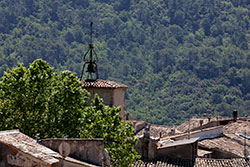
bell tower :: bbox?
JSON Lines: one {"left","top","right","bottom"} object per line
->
{"left": 80, "top": 22, "right": 98, "bottom": 81}
{"left": 80, "top": 22, "right": 128, "bottom": 119}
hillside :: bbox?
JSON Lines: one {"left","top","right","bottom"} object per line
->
{"left": 0, "top": 0, "right": 249, "bottom": 125}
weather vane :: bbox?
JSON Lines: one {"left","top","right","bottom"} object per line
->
{"left": 80, "top": 22, "right": 99, "bottom": 82}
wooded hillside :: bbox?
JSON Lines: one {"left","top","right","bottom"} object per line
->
{"left": 0, "top": 0, "right": 249, "bottom": 125}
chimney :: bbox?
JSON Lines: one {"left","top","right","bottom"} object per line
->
{"left": 169, "top": 128, "right": 175, "bottom": 136}
{"left": 199, "top": 120, "right": 204, "bottom": 131}
{"left": 233, "top": 110, "right": 238, "bottom": 122}
{"left": 126, "top": 113, "right": 130, "bottom": 120}
{"left": 144, "top": 122, "right": 150, "bottom": 139}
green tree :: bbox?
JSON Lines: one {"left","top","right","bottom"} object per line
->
{"left": 82, "top": 96, "right": 140, "bottom": 166}
{"left": 0, "top": 59, "right": 139, "bottom": 166}
{"left": 0, "top": 59, "right": 88, "bottom": 138}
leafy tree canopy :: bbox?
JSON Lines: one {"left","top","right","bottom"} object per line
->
{"left": 0, "top": 0, "right": 249, "bottom": 125}
{"left": 0, "top": 59, "right": 139, "bottom": 166}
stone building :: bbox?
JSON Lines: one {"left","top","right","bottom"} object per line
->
{"left": 82, "top": 79, "right": 128, "bottom": 119}
{"left": 0, "top": 130, "right": 110, "bottom": 167}
{"left": 0, "top": 130, "right": 60, "bottom": 167}
{"left": 135, "top": 110, "right": 250, "bottom": 166}
{"left": 135, "top": 123, "right": 198, "bottom": 161}
{"left": 80, "top": 23, "right": 128, "bottom": 119}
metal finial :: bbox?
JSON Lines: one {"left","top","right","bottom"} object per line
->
{"left": 90, "top": 22, "right": 93, "bottom": 44}
{"left": 80, "top": 22, "right": 98, "bottom": 81}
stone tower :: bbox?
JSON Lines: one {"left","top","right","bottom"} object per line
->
{"left": 82, "top": 80, "right": 128, "bottom": 119}
{"left": 80, "top": 22, "right": 128, "bottom": 119}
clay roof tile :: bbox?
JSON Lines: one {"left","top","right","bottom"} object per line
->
{"left": 81, "top": 79, "right": 128, "bottom": 89}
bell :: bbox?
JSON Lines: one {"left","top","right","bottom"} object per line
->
{"left": 86, "top": 63, "right": 95, "bottom": 73}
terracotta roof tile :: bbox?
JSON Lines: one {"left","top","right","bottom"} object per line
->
{"left": 133, "top": 158, "right": 250, "bottom": 167}
{"left": 136, "top": 124, "right": 171, "bottom": 138}
{"left": 176, "top": 117, "right": 233, "bottom": 133}
{"left": 81, "top": 79, "right": 128, "bottom": 88}
{"left": 133, "top": 158, "right": 194, "bottom": 167}
{"left": 199, "top": 120, "right": 250, "bottom": 158}
{"left": 199, "top": 136, "right": 250, "bottom": 158}
{"left": 195, "top": 158, "right": 250, "bottom": 167}
{"left": 0, "top": 130, "right": 61, "bottom": 165}
{"left": 224, "top": 120, "right": 250, "bottom": 135}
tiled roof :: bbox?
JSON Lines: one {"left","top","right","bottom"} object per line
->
{"left": 133, "top": 158, "right": 194, "bottom": 167}
{"left": 0, "top": 130, "right": 61, "bottom": 165}
{"left": 176, "top": 117, "right": 232, "bottom": 133}
{"left": 224, "top": 120, "right": 250, "bottom": 135}
{"left": 136, "top": 124, "right": 171, "bottom": 138}
{"left": 199, "top": 136, "right": 250, "bottom": 158}
{"left": 195, "top": 158, "right": 250, "bottom": 167}
{"left": 81, "top": 79, "right": 128, "bottom": 88}
{"left": 199, "top": 120, "right": 250, "bottom": 158}
{"left": 133, "top": 158, "right": 250, "bottom": 167}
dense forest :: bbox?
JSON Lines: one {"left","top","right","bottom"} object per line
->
{"left": 0, "top": 0, "right": 249, "bottom": 125}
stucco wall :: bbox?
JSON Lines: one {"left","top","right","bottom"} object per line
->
{"left": 157, "top": 143, "right": 197, "bottom": 160}
{"left": 87, "top": 88, "right": 113, "bottom": 106}
{"left": 0, "top": 142, "right": 58, "bottom": 167}
{"left": 210, "top": 148, "right": 241, "bottom": 159}
{"left": 113, "top": 88, "right": 126, "bottom": 118}
{"left": 135, "top": 136, "right": 158, "bottom": 160}
{"left": 85, "top": 87, "right": 126, "bottom": 119}
{"left": 41, "top": 139, "right": 104, "bottom": 166}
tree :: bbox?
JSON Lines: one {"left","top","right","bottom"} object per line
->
{"left": 0, "top": 59, "right": 87, "bottom": 138}
{"left": 0, "top": 59, "right": 139, "bottom": 166}
{"left": 82, "top": 96, "right": 140, "bottom": 166}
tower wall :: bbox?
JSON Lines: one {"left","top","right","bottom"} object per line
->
{"left": 85, "top": 87, "right": 126, "bottom": 119}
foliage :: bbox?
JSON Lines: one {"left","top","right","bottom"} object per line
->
{"left": 0, "top": 59, "right": 139, "bottom": 166}
{"left": 0, "top": 0, "right": 250, "bottom": 125}
{"left": 82, "top": 96, "right": 140, "bottom": 166}
{"left": 0, "top": 59, "right": 87, "bottom": 138}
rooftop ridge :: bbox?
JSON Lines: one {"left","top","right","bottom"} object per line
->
{"left": 0, "top": 130, "right": 61, "bottom": 165}
{"left": 81, "top": 79, "right": 128, "bottom": 88}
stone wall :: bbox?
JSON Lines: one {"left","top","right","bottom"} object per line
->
{"left": 86, "top": 88, "right": 113, "bottom": 106}
{"left": 85, "top": 87, "right": 126, "bottom": 119}
{"left": 41, "top": 139, "right": 105, "bottom": 166}
{"left": 113, "top": 88, "right": 126, "bottom": 118}
{"left": 135, "top": 136, "right": 158, "bottom": 160}
{"left": 157, "top": 142, "right": 197, "bottom": 160}
{"left": 210, "top": 148, "right": 241, "bottom": 159}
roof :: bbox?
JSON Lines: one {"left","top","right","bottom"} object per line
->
{"left": 0, "top": 130, "right": 61, "bottom": 165}
{"left": 163, "top": 126, "right": 223, "bottom": 142}
{"left": 176, "top": 116, "right": 232, "bottom": 133}
{"left": 81, "top": 79, "right": 128, "bottom": 89}
{"left": 158, "top": 137, "right": 199, "bottom": 149}
{"left": 136, "top": 124, "right": 171, "bottom": 138}
{"left": 133, "top": 158, "right": 194, "bottom": 167}
{"left": 199, "top": 136, "right": 249, "bottom": 158}
{"left": 197, "top": 149, "right": 212, "bottom": 157}
{"left": 195, "top": 158, "right": 250, "bottom": 167}
{"left": 133, "top": 158, "right": 250, "bottom": 167}
{"left": 199, "top": 120, "right": 250, "bottom": 158}
{"left": 64, "top": 156, "right": 99, "bottom": 167}
{"left": 223, "top": 119, "right": 250, "bottom": 135}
